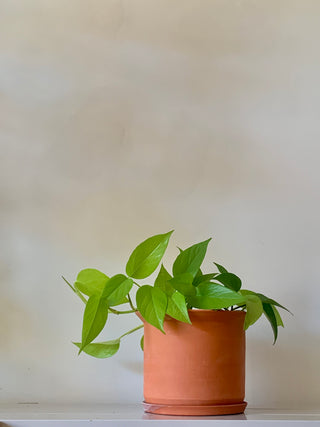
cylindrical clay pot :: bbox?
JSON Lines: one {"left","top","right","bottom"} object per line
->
{"left": 142, "top": 310, "right": 247, "bottom": 416}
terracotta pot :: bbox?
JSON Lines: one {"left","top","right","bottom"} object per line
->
{"left": 140, "top": 309, "right": 247, "bottom": 416}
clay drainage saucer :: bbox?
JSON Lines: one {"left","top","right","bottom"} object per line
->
{"left": 143, "top": 401, "right": 247, "bottom": 416}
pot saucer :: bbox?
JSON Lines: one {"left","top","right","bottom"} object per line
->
{"left": 143, "top": 401, "right": 247, "bottom": 416}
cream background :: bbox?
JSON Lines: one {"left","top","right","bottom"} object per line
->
{"left": 1, "top": 0, "right": 320, "bottom": 408}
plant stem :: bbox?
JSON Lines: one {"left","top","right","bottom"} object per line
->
{"left": 127, "top": 293, "right": 136, "bottom": 311}
{"left": 233, "top": 304, "right": 246, "bottom": 311}
{"left": 132, "top": 281, "right": 141, "bottom": 288}
{"left": 109, "top": 307, "right": 137, "bottom": 315}
{"left": 120, "top": 324, "right": 144, "bottom": 339}
{"left": 62, "top": 276, "right": 87, "bottom": 304}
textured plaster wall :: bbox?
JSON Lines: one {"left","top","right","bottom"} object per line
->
{"left": 1, "top": 0, "right": 319, "bottom": 408}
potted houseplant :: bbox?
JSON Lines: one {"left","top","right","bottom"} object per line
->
{"left": 62, "top": 231, "right": 290, "bottom": 416}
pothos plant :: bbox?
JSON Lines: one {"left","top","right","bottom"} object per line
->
{"left": 63, "top": 231, "right": 290, "bottom": 359}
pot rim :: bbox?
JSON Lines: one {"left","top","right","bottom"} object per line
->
{"left": 188, "top": 309, "right": 245, "bottom": 313}
{"left": 137, "top": 309, "right": 245, "bottom": 323}
{"left": 183, "top": 308, "right": 245, "bottom": 320}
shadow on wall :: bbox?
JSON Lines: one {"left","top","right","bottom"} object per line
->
{"left": 247, "top": 335, "right": 320, "bottom": 408}
{"left": 120, "top": 360, "right": 143, "bottom": 375}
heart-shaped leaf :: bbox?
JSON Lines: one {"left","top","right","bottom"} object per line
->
{"left": 154, "top": 264, "right": 174, "bottom": 296}
{"left": 80, "top": 295, "right": 109, "bottom": 352}
{"left": 244, "top": 294, "right": 263, "bottom": 330}
{"left": 140, "top": 335, "right": 144, "bottom": 351}
{"left": 187, "top": 282, "right": 245, "bottom": 309}
{"left": 75, "top": 269, "right": 109, "bottom": 296}
{"left": 102, "top": 274, "right": 133, "bottom": 306}
{"left": 213, "top": 262, "right": 228, "bottom": 274}
{"left": 112, "top": 297, "right": 129, "bottom": 306}
{"left": 272, "top": 305, "right": 284, "bottom": 327}
{"left": 169, "top": 273, "right": 196, "bottom": 296}
{"left": 166, "top": 291, "right": 191, "bottom": 324}
{"left": 256, "top": 293, "right": 292, "bottom": 314}
{"left": 241, "top": 290, "right": 292, "bottom": 315}
{"left": 263, "top": 302, "right": 278, "bottom": 344}
{"left": 126, "top": 231, "right": 173, "bottom": 279}
{"left": 239, "top": 289, "right": 255, "bottom": 296}
{"left": 136, "top": 285, "right": 167, "bottom": 332}
{"left": 193, "top": 267, "right": 203, "bottom": 280}
{"left": 193, "top": 273, "right": 218, "bottom": 286}
{"left": 172, "top": 239, "right": 211, "bottom": 279}
{"left": 73, "top": 339, "right": 119, "bottom": 358}
{"left": 215, "top": 272, "right": 242, "bottom": 292}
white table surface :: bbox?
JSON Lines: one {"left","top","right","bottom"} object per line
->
{"left": 0, "top": 404, "right": 319, "bottom": 426}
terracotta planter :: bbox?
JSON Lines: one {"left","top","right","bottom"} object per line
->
{"left": 141, "top": 310, "right": 247, "bottom": 416}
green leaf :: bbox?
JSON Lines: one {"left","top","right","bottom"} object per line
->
{"left": 169, "top": 273, "right": 197, "bottom": 296}
{"left": 136, "top": 285, "right": 167, "bottom": 332}
{"left": 126, "top": 231, "right": 174, "bottom": 279}
{"left": 154, "top": 264, "right": 174, "bottom": 296}
{"left": 263, "top": 302, "right": 278, "bottom": 344}
{"left": 73, "top": 339, "right": 119, "bottom": 358}
{"left": 166, "top": 291, "right": 191, "bottom": 324}
{"left": 101, "top": 274, "right": 133, "bottom": 306}
{"left": 172, "top": 239, "right": 211, "bottom": 279}
{"left": 240, "top": 290, "right": 288, "bottom": 329}
{"left": 75, "top": 269, "right": 109, "bottom": 296}
{"left": 239, "top": 289, "right": 255, "bottom": 296}
{"left": 80, "top": 295, "right": 109, "bottom": 352}
{"left": 194, "top": 267, "right": 203, "bottom": 279}
{"left": 187, "top": 282, "right": 245, "bottom": 309}
{"left": 192, "top": 273, "right": 218, "bottom": 286}
{"left": 244, "top": 294, "right": 263, "bottom": 330}
{"left": 241, "top": 290, "right": 292, "bottom": 315}
{"left": 256, "top": 293, "right": 292, "bottom": 314}
{"left": 214, "top": 262, "right": 228, "bottom": 273}
{"left": 140, "top": 335, "right": 144, "bottom": 351}
{"left": 112, "top": 296, "right": 129, "bottom": 306}
{"left": 215, "top": 272, "right": 242, "bottom": 292}
{"left": 272, "top": 305, "right": 284, "bottom": 327}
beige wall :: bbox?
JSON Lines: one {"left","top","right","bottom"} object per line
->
{"left": 1, "top": 0, "right": 320, "bottom": 408}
